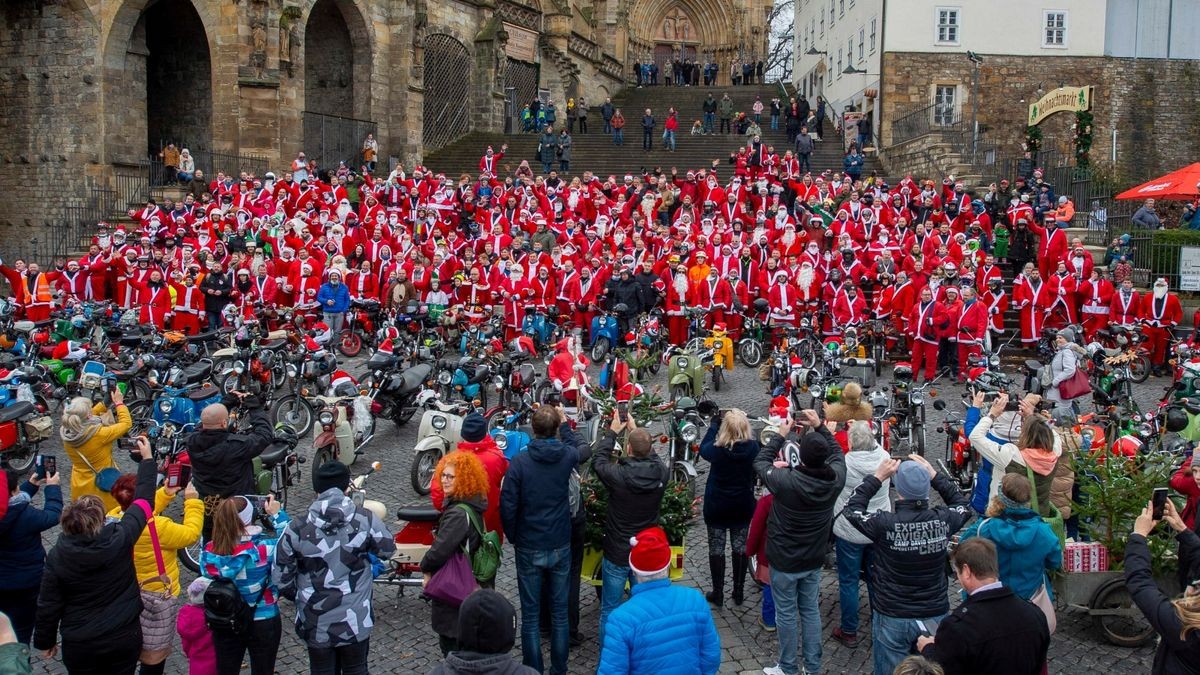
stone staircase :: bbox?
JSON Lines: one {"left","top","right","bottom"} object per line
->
{"left": 424, "top": 84, "right": 881, "bottom": 181}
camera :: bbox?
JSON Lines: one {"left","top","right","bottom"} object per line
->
{"left": 117, "top": 436, "right": 143, "bottom": 463}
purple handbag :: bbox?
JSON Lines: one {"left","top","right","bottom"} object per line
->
{"left": 423, "top": 551, "right": 478, "bottom": 608}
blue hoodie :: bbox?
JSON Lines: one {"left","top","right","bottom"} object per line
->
{"left": 960, "top": 507, "right": 1061, "bottom": 600}
{"left": 0, "top": 483, "right": 63, "bottom": 590}
{"left": 499, "top": 422, "right": 581, "bottom": 550}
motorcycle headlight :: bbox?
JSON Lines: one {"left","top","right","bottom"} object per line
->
{"left": 680, "top": 421, "right": 699, "bottom": 443}
{"left": 318, "top": 410, "right": 335, "bottom": 426}
{"left": 493, "top": 375, "right": 505, "bottom": 391}
{"left": 437, "top": 371, "right": 452, "bottom": 385}
{"left": 158, "top": 399, "right": 173, "bottom": 414}
{"left": 432, "top": 415, "right": 447, "bottom": 430}
{"left": 233, "top": 360, "right": 246, "bottom": 374}
{"left": 677, "top": 357, "right": 689, "bottom": 369}
{"left": 286, "top": 363, "right": 298, "bottom": 378}
{"left": 493, "top": 434, "right": 508, "bottom": 450}
{"left": 1138, "top": 423, "right": 1153, "bottom": 437}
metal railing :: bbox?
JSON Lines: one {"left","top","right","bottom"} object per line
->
{"left": 888, "top": 100, "right": 963, "bottom": 146}
{"left": 302, "top": 111, "right": 378, "bottom": 173}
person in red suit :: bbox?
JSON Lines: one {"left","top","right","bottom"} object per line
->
{"left": 547, "top": 335, "right": 590, "bottom": 405}
{"left": 250, "top": 262, "right": 279, "bottom": 307}
{"left": 693, "top": 268, "right": 732, "bottom": 328}
{"left": 1109, "top": 278, "right": 1140, "bottom": 326}
{"left": 497, "top": 263, "right": 528, "bottom": 342}
{"left": 571, "top": 265, "right": 601, "bottom": 338}
{"left": 664, "top": 263, "right": 691, "bottom": 346}
{"left": 19, "top": 262, "right": 62, "bottom": 322}
{"left": 831, "top": 284, "right": 867, "bottom": 327}
{"left": 1040, "top": 263, "right": 1078, "bottom": 329}
{"left": 908, "top": 286, "right": 945, "bottom": 382}
{"left": 979, "top": 277, "right": 1008, "bottom": 353}
{"left": 725, "top": 267, "right": 750, "bottom": 340}
{"left": 1077, "top": 268, "right": 1114, "bottom": 340}
{"left": 346, "top": 261, "right": 378, "bottom": 301}
{"left": 954, "top": 286, "right": 988, "bottom": 381}
{"left": 55, "top": 260, "right": 90, "bottom": 303}
{"left": 767, "top": 270, "right": 798, "bottom": 328}
{"left": 1142, "top": 277, "right": 1183, "bottom": 374}
{"left": 170, "top": 273, "right": 205, "bottom": 334}
{"left": 1063, "top": 245, "right": 1093, "bottom": 282}
{"left": 938, "top": 286, "right": 963, "bottom": 375}
{"left": 133, "top": 269, "right": 173, "bottom": 329}
{"left": 889, "top": 272, "right": 915, "bottom": 351}
{"left": 1026, "top": 215, "right": 1069, "bottom": 279}
{"left": 527, "top": 266, "right": 557, "bottom": 311}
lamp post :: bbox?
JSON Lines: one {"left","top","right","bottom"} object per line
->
{"left": 966, "top": 51, "right": 983, "bottom": 162}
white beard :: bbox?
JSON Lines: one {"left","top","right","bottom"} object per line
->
{"left": 1154, "top": 285, "right": 1168, "bottom": 299}
{"left": 798, "top": 266, "right": 815, "bottom": 293}
{"left": 781, "top": 230, "right": 796, "bottom": 247}
{"left": 613, "top": 231, "right": 626, "bottom": 247}
{"left": 336, "top": 202, "right": 352, "bottom": 222}
{"left": 673, "top": 273, "right": 689, "bottom": 298}
{"left": 568, "top": 190, "right": 580, "bottom": 210}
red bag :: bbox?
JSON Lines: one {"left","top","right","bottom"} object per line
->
{"left": 1057, "top": 368, "right": 1091, "bottom": 400}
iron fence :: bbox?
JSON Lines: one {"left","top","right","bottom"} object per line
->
{"left": 303, "top": 111, "right": 378, "bottom": 173}
{"left": 113, "top": 162, "right": 151, "bottom": 213}
{"left": 889, "top": 100, "right": 963, "bottom": 146}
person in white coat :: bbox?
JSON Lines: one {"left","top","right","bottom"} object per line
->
{"left": 968, "top": 393, "right": 1062, "bottom": 518}
{"left": 830, "top": 420, "right": 891, "bottom": 648}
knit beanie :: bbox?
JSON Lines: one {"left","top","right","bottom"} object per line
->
{"left": 894, "top": 461, "right": 931, "bottom": 500}
{"left": 457, "top": 590, "right": 517, "bottom": 653}
{"left": 460, "top": 412, "right": 488, "bottom": 443}
{"left": 313, "top": 460, "right": 351, "bottom": 494}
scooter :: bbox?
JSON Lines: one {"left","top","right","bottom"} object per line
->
{"left": 311, "top": 395, "right": 375, "bottom": 467}
{"left": 410, "top": 391, "right": 471, "bottom": 495}
{"left": 0, "top": 399, "right": 53, "bottom": 473}
{"left": 589, "top": 307, "right": 622, "bottom": 362}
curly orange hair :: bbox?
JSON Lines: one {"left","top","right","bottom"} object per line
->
{"left": 435, "top": 450, "right": 490, "bottom": 500}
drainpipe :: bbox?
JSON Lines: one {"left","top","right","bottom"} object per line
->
{"left": 878, "top": 0, "right": 887, "bottom": 147}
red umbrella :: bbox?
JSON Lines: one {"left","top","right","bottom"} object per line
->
{"left": 1115, "top": 162, "right": 1200, "bottom": 201}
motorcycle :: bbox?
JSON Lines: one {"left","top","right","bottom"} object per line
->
{"left": 933, "top": 399, "right": 975, "bottom": 491}
{"left": 361, "top": 350, "right": 433, "bottom": 427}
{"left": 588, "top": 308, "right": 622, "bottom": 363}
{"left": 0, "top": 399, "right": 53, "bottom": 472}
{"left": 311, "top": 395, "right": 376, "bottom": 467}
{"left": 666, "top": 344, "right": 714, "bottom": 401}
{"left": 659, "top": 398, "right": 706, "bottom": 499}
{"left": 736, "top": 299, "right": 771, "bottom": 368}
{"left": 880, "top": 364, "right": 933, "bottom": 456}
{"left": 268, "top": 349, "right": 340, "bottom": 435}
{"left": 337, "top": 298, "right": 384, "bottom": 357}
{"left": 1094, "top": 324, "right": 1151, "bottom": 383}
{"left": 410, "top": 391, "right": 472, "bottom": 495}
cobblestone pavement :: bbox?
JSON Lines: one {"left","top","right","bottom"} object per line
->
{"left": 27, "top": 357, "right": 1165, "bottom": 674}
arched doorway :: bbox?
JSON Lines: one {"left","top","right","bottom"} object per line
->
{"left": 422, "top": 34, "right": 472, "bottom": 153}
{"left": 138, "top": 0, "right": 212, "bottom": 156}
{"left": 303, "top": 0, "right": 374, "bottom": 171}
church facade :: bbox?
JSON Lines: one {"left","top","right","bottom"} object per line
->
{"left": 0, "top": 0, "right": 772, "bottom": 236}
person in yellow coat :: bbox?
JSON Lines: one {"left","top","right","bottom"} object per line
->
{"left": 59, "top": 387, "right": 132, "bottom": 512}
{"left": 108, "top": 474, "right": 203, "bottom": 675}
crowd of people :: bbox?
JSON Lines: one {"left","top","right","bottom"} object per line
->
{"left": 3, "top": 125, "right": 1200, "bottom": 674}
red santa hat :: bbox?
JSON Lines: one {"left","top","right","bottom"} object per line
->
{"left": 628, "top": 526, "right": 672, "bottom": 576}
{"left": 768, "top": 396, "right": 791, "bottom": 426}
{"left": 616, "top": 381, "right": 643, "bottom": 402}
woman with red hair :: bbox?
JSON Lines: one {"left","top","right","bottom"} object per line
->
{"left": 420, "top": 451, "right": 490, "bottom": 655}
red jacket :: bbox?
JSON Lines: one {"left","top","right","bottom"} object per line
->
{"left": 430, "top": 437, "right": 510, "bottom": 543}
{"left": 1170, "top": 457, "right": 1200, "bottom": 529}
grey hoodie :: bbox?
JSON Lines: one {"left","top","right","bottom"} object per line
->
{"left": 428, "top": 652, "right": 538, "bottom": 674}
{"left": 274, "top": 488, "right": 396, "bottom": 648}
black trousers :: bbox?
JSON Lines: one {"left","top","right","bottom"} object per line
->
{"left": 309, "top": 639, "right": 370, "bottom": 675}
{"left": 212, "top": 614, "right": 282, "bottom": 675}
{"left": 720, "top": 118, "right": 731, "bottom": 133}
{"left": 642, "top": 129, "right": 653, "bottom": 149}
{"left": 0, "top": 586, "right": 39, "bottom": 644}
{"left": 62, "top": 623, "right": 142, "bottom": 675}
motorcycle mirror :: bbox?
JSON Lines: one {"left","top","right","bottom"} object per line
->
{"left": 370, "top": 461, "right": 382, "bottom": 472}
{"left": 933, "top": 399, "right": 947, "bottom": 411}
{"left": 696, "top": 400, "right": 720, "bottom": 418}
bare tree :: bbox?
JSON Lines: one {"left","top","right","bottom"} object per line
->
{"left": 765, "top": 0, "right": 795, "bottom": 82}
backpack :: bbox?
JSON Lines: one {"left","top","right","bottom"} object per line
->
{"left": 203, "top": 576, "right": 262, "bottom": 635}
{"left": 456, "top": 503, "right": 501, "bottom": 584}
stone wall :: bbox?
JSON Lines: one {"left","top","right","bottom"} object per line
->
{"left": 880, "top": 52, "right": 1200, "bottom": 184}
{"left": 304, "top": 0, "right": 357, "bottom": 117}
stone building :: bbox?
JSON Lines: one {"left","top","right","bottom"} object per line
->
{"left": 0, "top": 0, "right": 772, "bottom": 242}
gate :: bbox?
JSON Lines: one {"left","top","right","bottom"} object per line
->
{"left": 303, "top": 112, "right": 377, "bottom": 173}
{"left": 505, "top": 59, "right": 539, "bottom": 133}
{"left": 423, "top": 34, "right": 473, "bottom": 153}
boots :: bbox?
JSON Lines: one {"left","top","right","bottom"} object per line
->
{"left": 731, "top": 553, "right": 749, "bottom": 606}
{"left": 705, "top": 555, "right": 726, "bottom": 607}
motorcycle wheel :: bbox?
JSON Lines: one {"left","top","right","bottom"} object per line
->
{"left": 411, "top": 449, "right": 440, "bottom": 496}
{"left": 129, "top": 379, "right": 153, "bottom": 403}
{"left": 670, "top": 384, "right": 689, "bottom": 401}
{"left": 647, "top": 350, "right": 662, "bottom": 375}
{"left": 313, "top": 444, "right": 337, "bottom": 469}
{"left": 218, "top": 370, "right": 240, "bottom": 396}
{"left": 270, "top": 395, "right": 314, "bottom": 437}
{"left": 1117, "top": 380, "right": 1140, "bottom": 416}
{"left": 1, "top": 446, "right": 36, "bottom": 473}
{"left": 337, "top": 330, "right": 363, "bottom": 357}
{"left": 738, "top": 340, "right": 764, "bottom": 368}
{"left": 1092, "top": 577, "right": 1155, "bottom": 647}
{"left": 590, "top": 337, "right": 611, "bottom": 363}
{"left": 486, "top": 408, "right": 512, "bottom": 433}
{"left": 795, "top": 341, "right": 817, "bottom": 369}
{"left": 533, "top": 380, "right": 555, "bottom": 404}
{"left": 125, "top": 400, "right": 155, "bottom": 434}
{"left": 393, "top": 404, "right": 418, "bottom": 426}
{"left": 713, "top": 366, "right": 723, "bottom": 392}
{"left": 178, "top": 542, "right": 202, "bottom": 574}
{"left": 873, "top": 342, "right": 885, "bottom": 376}
{"left": 912, "top": 423, "right": 926, "bottom": 457}
{"left": 1129, "top": 355, "right": 1151, "bottom": 384}
{"left": 671, "top": 464, "right": 696, "bottom": 502}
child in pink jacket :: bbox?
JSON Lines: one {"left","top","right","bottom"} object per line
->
{"left": 177, "top": 577, "right": 217, "bottom": 675}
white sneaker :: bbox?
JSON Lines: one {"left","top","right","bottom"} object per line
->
{"left": 762, "top": 667, "right": 786, "bottom": 675}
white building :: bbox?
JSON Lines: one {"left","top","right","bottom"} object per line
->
{"left": 792, "top": 0, "right": 883, "bottom": 140}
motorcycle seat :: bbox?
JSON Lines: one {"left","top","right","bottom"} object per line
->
{"left": 187, "top": 383, "right": 221, "bottom": 402}
{"left": 399, "top": 364, "right": 432, "bottom": 395}
{"left": 396, "top": 504, "right": 441, "bottom": 523}
{"left": 259, "top": 338, "right": 287, "bottom": 351}
{"left": 187, "top": 329, "right": 221, "bottom": 343}
{"left": 181, "top": 361, "right": 212, "bottom": 385}
{"left": 259, "top": 442, "right": 288, "bottom": 468}
{"left": 1184, "top": 400, "right": 1200, "bottom": 416}
{"left": 0, "top": 401, "right": 35, "bottom": 423}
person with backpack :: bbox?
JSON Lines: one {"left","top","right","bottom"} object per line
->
{"left": 201, "top": 495, "right": 290, "bottom": 675}
{"left": 421, "top": 451, "right": 493, "bottom": 656}
{"left": 432, "top": 413, "right": 508, "bottom": 542}
{"left": 274, "top": 461, "right": 396, "bottom": 675}
{"left": 32, "top": 438, "right": 156, "bottom": 674}
{"left": 500, "top": 405, "right": 583, "bottom": 675}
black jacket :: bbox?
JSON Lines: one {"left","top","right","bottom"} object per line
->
{"left": 1126, "top": 532, "right": 1200, "bottom": 674}
{"left": 606, "top": 276, "right": 643, "bottom": 315}
{"left": 919, "top": 585, "right": 1050, "bottom": 675}
{"left": 698, "top": 423, "right": 757, "bottom": 529}
{"left": 843, "top": 473, "right": 974, "bottom": 618}
{"left": 188, "top": 407, "right": 275, "bottom": 501}
{"left": 499, "top": 422, "right": 581, "bottom": 551}
{"left": 421, "top": 496, "right": 486, "bottom": 639}
{"left": 702, "top": 97, "right": 718, "bottom": 114}
{"left": 33, "top": 459, "right": 156, "bottom": 650}
{"left": 753, "top": 429, "right": 846, "bottom": 573}
{"left": 641, "top": 115, "right": 655, "bottom": 131}
{"left": 200, "top": 269, "right": 234, "bottom": 312}
{"left": 633, "top": 271, "right": 661, "bottom": 311}
{"left": 592, "top": 429, "right": 670, "bottom": 565}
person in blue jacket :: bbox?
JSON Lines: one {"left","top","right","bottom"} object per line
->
{"left": 958, "top": 473, "right": 1062, "bottom": 601}
{"left": 316, "top": 269, "right": 352, "bottom": 336}
{"left": 599, "top": 526, "right": 720, "bottom": 675}
{"left": 0, "top": 469, "right": 63, "bottom": 644}
{"left": 843, "top": 147, "right": 865, "bottom": 182}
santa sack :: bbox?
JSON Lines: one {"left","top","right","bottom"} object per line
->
{"left": 758, "top": 363, "right": 772, "bottom": 381}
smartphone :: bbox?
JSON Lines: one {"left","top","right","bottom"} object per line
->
{"left": 42, "top": 455, "right": 56, "bottom": 478}
{"left": 247, "top": 494, "right": 271, "bottom": 511}
{"left": 617, "top": 402, "right": 629, "bottom": 423}
{"left": 165, "top": 463, "right": 191, "bottom": 490}
{"left": 1153, "top": 487, "right": 1169, "bottom": 520}
{"left": 916, "top": 618, "right": 940, "bottom": 637}
{"left": 34, "top": 454, "right": 46, "bottom": 479}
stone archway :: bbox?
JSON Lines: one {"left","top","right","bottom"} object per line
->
{"left": 422, "top": 33, "right": 473, "bottom": 153}
{"left": 302, "top": 0, "right": 374, "bottom": 170}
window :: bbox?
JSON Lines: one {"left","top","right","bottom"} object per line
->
{"left": 1043, "top": 11, "right": 1067, "bottom": 47}
{"left": 820, "top": 13, "right": 824, "bottom": 36}
{"left": 858, "top": 28, "right": 865, "bottom": 61}
{"left": 839, "top": 0, "right": 845, "bottom": 17}
{"left": 848, "top": 38, "right": 854, "bottom": 66}
{"left": 934, "top": 85, "right": 957, "bottom": 125}
{"left": 870, "top": 17, "right": 877, "bottom": 53}
{"left": 936, "top": 7, "right": 960, "bottom": 44}
{"left": 836, "top": 48, "right": 842, "bottom": 78}
{"left": 830, "top": 0, "right": 835, "bottom": 26}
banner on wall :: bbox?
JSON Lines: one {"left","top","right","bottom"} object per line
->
{"left": 1028, "top": 86, "right": 1093, "bottom": 126}
{"left": 504, "top": 23, "right": 538, "bottom": 63}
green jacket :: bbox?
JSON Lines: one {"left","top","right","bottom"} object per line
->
{"left": 718, "top": 98, "right": 735, "bottom": 118}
